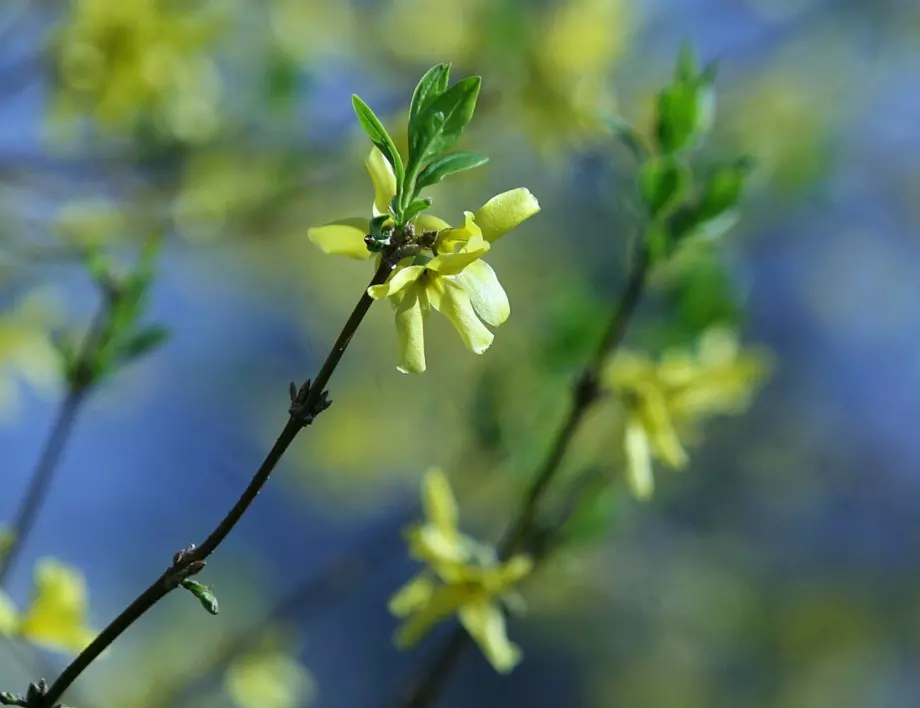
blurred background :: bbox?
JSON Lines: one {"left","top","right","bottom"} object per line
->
{"left": 2, "top": 0, "right": 920, "bottom": 706}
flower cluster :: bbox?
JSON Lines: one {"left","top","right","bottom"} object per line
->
{"left": 52, "top": 0, "right": 224, "bottom": 141}
{"left": 603, "top": 327, "right": 771, "bottom": 500}
{"left": 308, "top": 63, "right": 539, "bottom": 373}
{"left": 309, "top": 149, "right": 538, "bottom": 373}
{"left": 389, "top": 469, "right": 532, "bottom": 673}
{"left": 0, "top": 557, "right": 97, "bottom": 654}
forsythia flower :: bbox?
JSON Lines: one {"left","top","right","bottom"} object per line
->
{"left": 603, "top": 327, "right": 771, "bottom": 500}
{"left": 0, "top": 558, "right": 97, "bottom": 654}
{"left": 308, "top": 148, "right": 539, "bottom": 373}
{"left": 52, "top": 0, "right": 224, "bottom": 141}
{"left": 225, "top": 651, "right": 317, "bottom": 708}
{"left": 389, "top": 469, "right": 532, "bottom": 673}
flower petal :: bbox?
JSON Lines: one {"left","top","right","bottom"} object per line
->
{"left": 474, "top": 188, "right": 540, "bottom": 242}
{"left": 458, "top": 599, "right": 522, "bottom": 673}
{"left": 366, "top": 147, "right": 397, "bottom": 216}
{"left": 428, "top": 278, "right": 494, "bottom": 355}
{"left": 388, "top": 572, "right": 436, "bottom": 618}
{"left": 422, "top": 468, "right": 458, "bottom": 536}
{"left": 394, "top": 585, "right": 469, "bottom": 649}
{"left": 19, "top": 558, "right": 95, "bottom": 654}
{"left": 452, "top": 260, "right": 510, "bottom": 327}
{"left": 368, "top": 266, "right": 426, "bottom": 300}
{"left": 636, "top": 385, "right": 688, "bottom": 469}
{"left": 624, "top": 416, "right": 654, "bottom": 500}
{"left": 394, "top": 286, "right": 427, "bottom": 373}
{"left": 415, "top": 214, "right": 450, "bottom": 233}
{"left": 307, "top": 218, "right": 372, "bottom": 259}
{"left": 427, "top": 242, "right": 490, "bottom": 276}
{"left": 435, "top": 211, "right": 481, "bottom": 253}
{"left": 407, "top": 526, "right": 469, "bottom": 566}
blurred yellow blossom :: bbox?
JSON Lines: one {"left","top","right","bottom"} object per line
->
{"left": 54, "top": 199, "right": 127, "bottom": 249}
{"left": 0, "top": 558, "right": 97, "bottom": 654}
{"left": 381, "top": 0, "right": 485, "bottom": 64}
{"left": 270, "top": 0, "right": 356, "bottom": 61}
{"left": 172, "top": 150, "right": 286, "bottom": 241}
{"left": 225, "top": 650, "right": 316, "bottom": 708}
{"left": 309, "top": 148, "right": 539, "bottom": 372}
{"left": 51, "top": 0, "right": 226, "bottom": 141}
{"left": 603, "top": 327, "right": 771, "bottom": 500}
{"left": 389, "top": 469, "right": 532, "bottom": 673}
{"left": 0, "top": 290, "right": 61, "bottom": 420}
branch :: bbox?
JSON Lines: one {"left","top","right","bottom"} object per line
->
{"left": 38, "top": 257, "right": 395, "bottom": 707}
{"left": 396, "top": 241, "right": 650, "bottom": 708}
{"left": 0, "top": 301, "right": 110, "bottom": 587}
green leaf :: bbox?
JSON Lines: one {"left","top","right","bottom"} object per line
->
{"left": 402, "top": 198, "right": 432, "bottom": 223}
{"left": 409, "top": 63, "right": 451, "bottom": 133}
{"left": 655, "top": 47, "right": 716, "bottom": 155}
{"left": 409, "top": 76, "right": 481, "bottom": 165}
{"left": 416, "top": 151, "right": 488, "bottom": 190}
{"left": 675, "top": 42, "right": 698, "bottom": 83}
{"left": 0, "top": 690, "right": 26, "bottom": 706}
{"left": 669, "top": 158, "right": 752, "bottom": 243}
{"left": 351, "top": 94, "right": 405, "bottom": 187}
{"left": 696, "top": 158, "right": 752, "bottom": 221}
{"left": 119, "top": 325, "right": 170, "bottom": 363}
{"left": 181, "top": 579, "right": 219, "bottom": 615}
{"left": 638, "top": 157, "right": 691, "bottom": 220}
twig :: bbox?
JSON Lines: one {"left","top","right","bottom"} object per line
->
{"left": 38, "top": 258, "right": 395, "bottom": 707}
{"left": 396, "top": 241, "right": 650, "bottom": 708}
{"left": 0, "top": 302, "right": 110, "bottom": 587}
{"left": 150, "top": 513, "right": 405, "bottom": 708}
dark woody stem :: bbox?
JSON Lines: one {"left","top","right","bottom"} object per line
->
{"left": 0, "top": 301, "right": 110, "bottom": 589}
{"left": 396, "top": 241, "right": 651, "bottom": 708}
{"left": 39, "top": 258, "right": 395, "bottom": 707}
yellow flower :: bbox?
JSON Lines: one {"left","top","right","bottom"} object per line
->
{"left": 51, "top": 0, "right": 224, "bottom": 141}
{"left": 225, "top": 651, "right": 317, "bottom": 708}
{"left": 308, "top": 148, "right": 539, "bottom": 372}
{"left": 17, "top": 559, "right": 97, "bottom": 654}
{"left": 0, "top": 291, "right": 61, "bottom": 421}
{"left": 603, "top": 327, "right": 771, "bottom": 500}
{"left": 389, "top": 469, "right": 532, "bottom": 673}
{"left": 0, "top": 558, "right": 97, "bottom": 654}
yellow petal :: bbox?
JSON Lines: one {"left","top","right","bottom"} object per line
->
{"left": 366, "top": 147, "right": 398, "bottom": 216}
{"left": 427, "top": 235, "right": 490, "bottom": 275}
{"left": 421, "top": 468, "right": 458, "bottom": 536}
{"left": 394, "top": 585, "right": 469, "bottom": 649}
{"left": 388, "top": 572, "right": 436, "bottom": 618}
{"left": 307, "top": 218, "right": 372, "bottom": 259}
{"left": 624, "top": 416, "right": 654, "bottom": 500}
{"left": 452, "top": 260, "right": 510, "bottom": 327}
{"left": 415, "top": 214, "right": 450, "bottom": 233}
{"left": 636, "top": 386, "right": 688, "bottom": 469}
{"left": 225, "top": 651, "right": 316, "bottom": 708}
{"left": 496, "top": 555, "right": 533, "bottom": 587}
{"left": 394, "top": 286, "right": 426, "bottom": 374}
{"left": 428, "top": 278, "right": 494, "bottom": 355}
{"left": 435, "top": 211, "right": 482, "bottom": 253}
{"left": 407, "top": 526, "right": 469, "bottom": 566}
{"left": 473, "top": 188, "right": 540, "bottom": 243}
{"left": 458, "top": 599, "right": 522, "bottom": 673}
{"left": 368, "top": 265, "right": 426, "bottom": 300}
{"left": 19, "top": 558, "right": 95, "bottom": 654}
